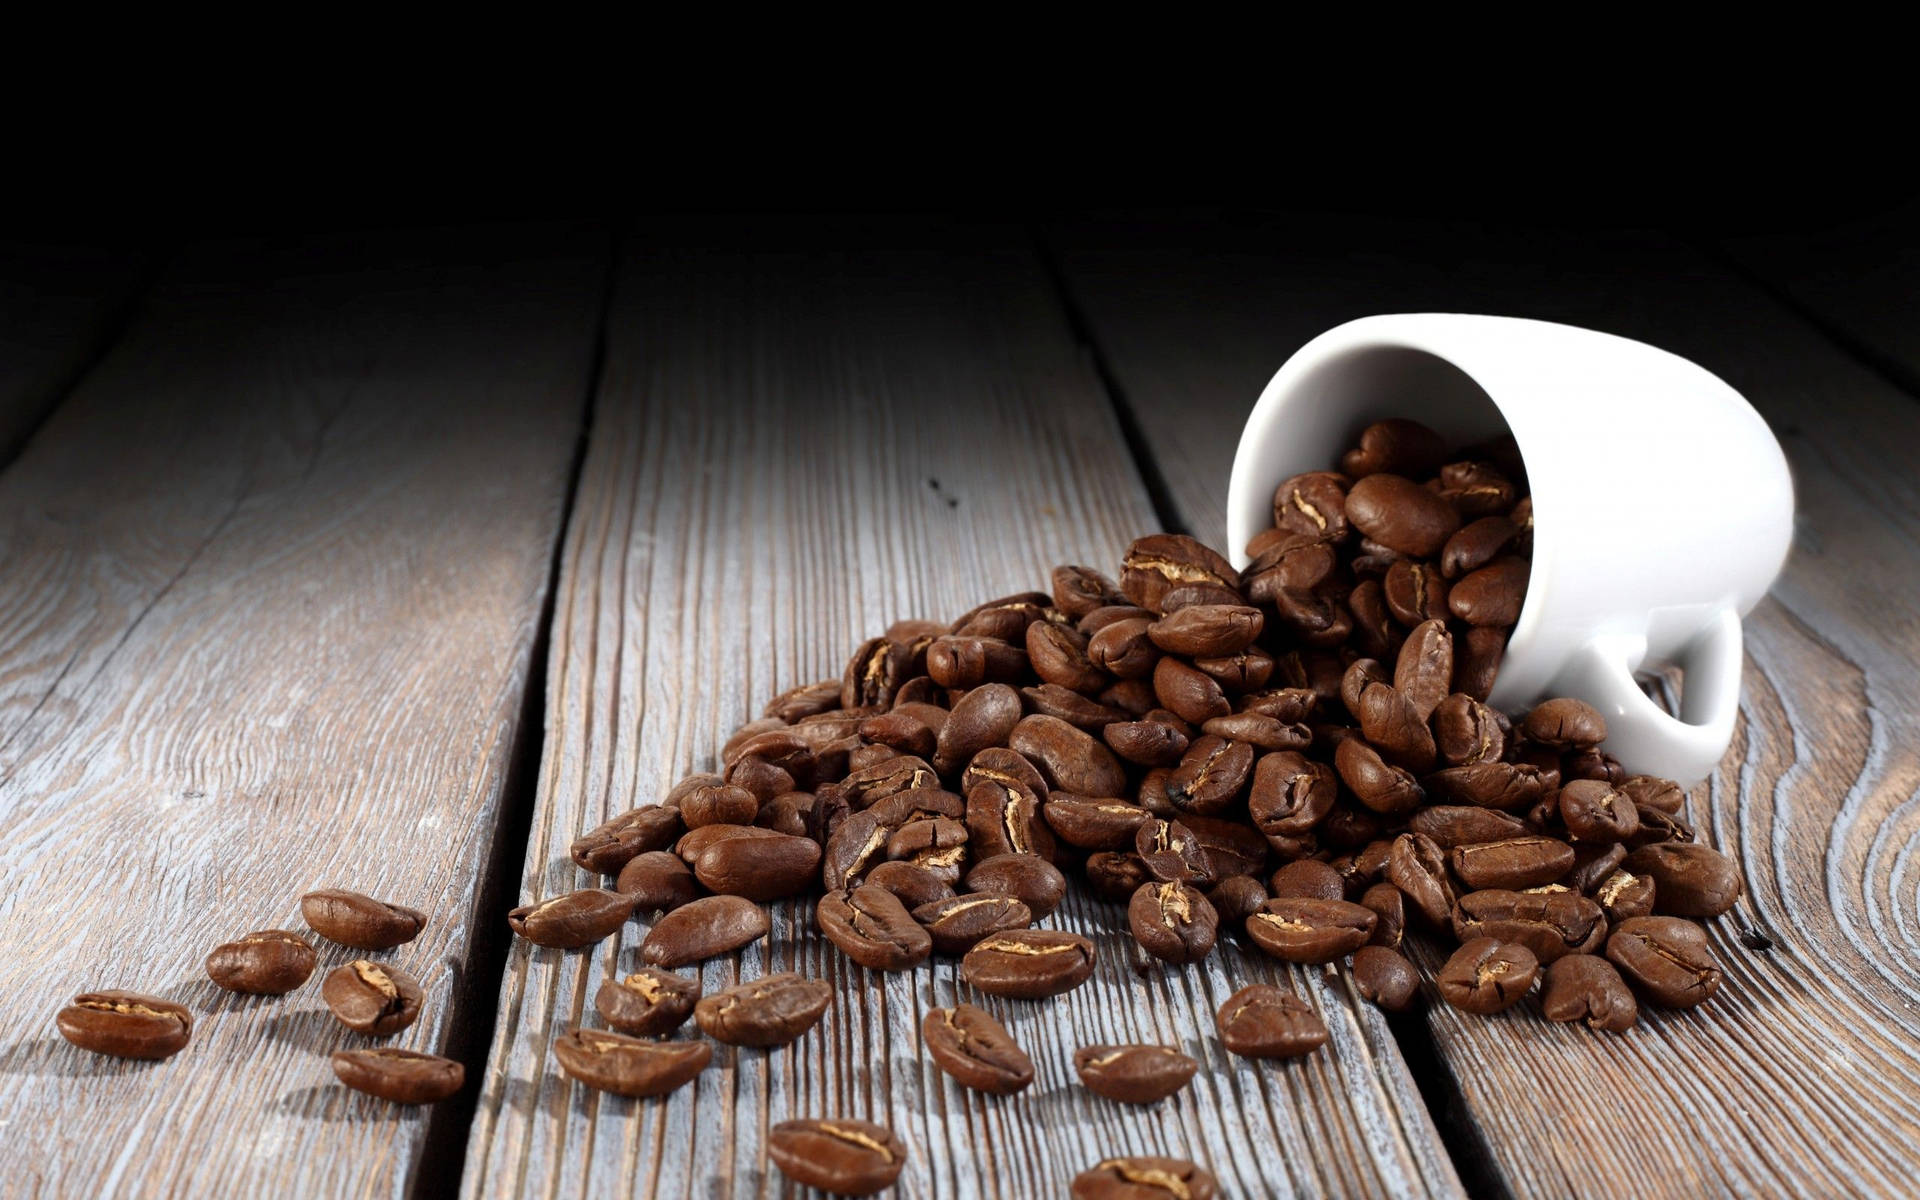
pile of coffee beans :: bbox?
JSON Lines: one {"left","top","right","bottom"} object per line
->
{"left": 54, "top": 887, "right": 465, "bottom": 1107}
{"left": 510, "top": 417, "right": 1743, "bottom": 1195}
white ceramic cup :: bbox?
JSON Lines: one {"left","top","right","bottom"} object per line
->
{"left": 1226, "top": 314, "right": 1794, "bottom": 786}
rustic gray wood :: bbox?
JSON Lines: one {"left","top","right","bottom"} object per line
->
{"left": 0, "top": 242, "right": 142, "bottom": 462}
{"left": 463, "top": 230, "right": 1464, "bottom": 1199}
{"left": 1054, "top": 217, "right": 1920, "bottom": 1198}
{"left": 0, "top": 230, "right": 604, "bottom": 1198}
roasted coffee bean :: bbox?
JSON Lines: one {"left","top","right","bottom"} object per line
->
{"left": 570, "top": 805, "right": 683, "bottom": 874}
{"left": 1623, "top": 842, "right": 1743, "bottom": 916}
{"left": 1357, "top": 683, "right": 1438, "bottom": 772}
{"left": 1347, "top": 473, "right": 1461, "bottom": 557}
{"left": 1053, "top": 564, "right": 1126, "bottom": 618}
{"left": 1620, "top": 774, "right": 1687, "bottom": 814}
{"left": 1146, "top": 605, "right": 1263, "bottom": 658}
{"left": 595, "top": 968, "right": 701, "bottom": 1036}
{"left": 1208, "top": 875, "right": 1269, "bottom": 928}
{"left": 1137, "top": 769, "right": 1177, "bottom": 817}
{"left": 695, "top": 973, "right": 833, "bottom": 1046}
{"left": 301, "top": 889, "right": 426, "bottom": 951}
{"left": 1245, "top": 897, "right": 1377, "bottom": 963}
{"left": 1432, "top": 693, "right": 1507, "bottom": 766}
{"left": 765, "top": 680, "right": 842, "bottom": 724}
{"left": 730, "top": 731, "right": 818, "bottom": 788}
{"left": 1200, "top": 712, "right": 1308, "bottom": 752}
{"left": 332, "top": 1048, "right": 465, "bottom": 1104}
{"left": 1080, "top": 604, "right": 1156, "bottom": 637}
{"left": 758, "top": 791, "right": 814, "bottom": 837}
{"left": 1103, "top": 719, "right": 1189, "bottom": 767}
{"left": 840, "top": 754, "right": 941, "bottom": 808}
{"left": 1151, "top": 656, "right": 1231, "bottom": 725}
{"left": 1360, "top": 881, "right": 1406, "bottom": 947}
{"left": 818, "top": 885, "right": 934, "bottom": 970}
{"left": 508, "top": 889, "right": 635, "bottom": 949}
{"left": 1024, "top": 684, "right": 1129, "bottom": 731}
{"left": 1074, "top": 1044, "right": 1198, "bottom": 1104}
{"left": 864, "top": 860, "right": 955, "bottom": 910}
{"left": 1085, "top": 851, "right": 1155, "bottom": 903}
{"left": 1627, "top": 804, "right": 1696, "bottom": 848}
{"left": 1136, "top": 819, "right": 1213, "bottom": 884}
{"left": 1044, "top": 795, "right": 1151, "bottom": 850}
{"left": 1407, "top": 805, "right": 1530, "bottom": 848}
{"left": 1522, "top": 697, "right": 1608, "bottom": 749}
{"left": 1595, "top": 869, "right": 1658, "bottom": 923}
{"left": 1120, "top": 534, "right": 1241, "bottom": 614}
{"left": 1027, "top": 620, "right": 1110, "bottom": 694}
{"left": 1128, "top": 880, "right": 1218, "bottom": 964}
{"left": 1011, "top": 714, "right": 1127, "bottom": 797}
{"left": 843, "top": 635, "right": 910, "bottom": 709}
{"left": 1347, "top": 578, "right": 1398, "bottom": 660}
{"left": 1215, "top": 982, "right": 1329, "bottom": 1057}
{"left": 1087, "top": 617, "right": 1161, "bottom": 680}
{"left": 679, "top": 783, "right": 759, "bottom": 829}
{"left": 823, "top": 810, "right": 891, "bottom": 889}
{"left": 1177, "top": 814, "right": 1269, "bottom": 881}
{"left": 205, "top": 930, "right": 316, "bottom": 995}
{"left": 1342, "top": 418, "right": 1447, "bottom": 479}
{"left": 1606, "top": 916, "right": 1722, "bottom": 1008}
{"left": 692, "top": 832, "right": 821, "bottom": 901}
{"left": 914, "top": 894, "right": 1033, "bottom": 955}
{"left": 923, "top": 636, "right": 1026, "bottom": 689}
{"left": 1449, "top": 557, "right": 1529, "bottom": 626}
{"left": 1072, "top": 1157, "right": 1218, "bottom": 1200}
{"left": 1566, "top": 842, "right": 1629, "bottom": 894}
{"left": 1319, "top": 804, "right": 1381, "bottom": 851}
{"left": 1335, "top": 737, "right": 1423, "bottom": 814}
{"left": 723, "top": 719, "right": 787, "bottom": 764}
{"left": 868, "top": 786, "right": 965, "bottom": 828}
{"left": 1452, "top": 888, "right": 1607, "bottom": 962}
{"left": 1248, "top": 751, "right": 1338, "bottom": 838}
{"left": 1558, "top": 780, "right": 1640, "bottom": 843}
{"left": 1425, "top": 760, "right": 1550, "bottom": 810}
{"left": 1272, "top": 470, "right": 1351, "bottom": 540}
{"left": 322, "top": 961, "right": 423, "bottom": 1035}
{"left": 923, "top": 1003, "right": 1034, "bottom": 1094}
{"left": 1450, "top": 837, "right": 1576, "bottom": 890}
{"left": 858, "top": 712, "right": 937, "bottom": 759}
{"left": 554, "top": 1028, "right": 710, "bottom": 1097}
{"left": 961, "top": 929, "right": 1098, "bottom": 999}
{"left": 886, "top": 817, "right": 969, "bottom": 877}
{"left": 640, "top": 895, "right": 770, "bottom": 967}
{"left": 1541, "top": 954, "right": 1638, "bottom": 1032}
{"left": 1353, "top": 945, "right": 1420, "bottom": 1012}
{"left": 934, "top": 683, "right": 1023, "bottom": 773}
{"left": 1165, "top": 736, "right": 1254, "bottom": 817}
{"left": 1437, "top": 938, "right": 1538, "bottom": 1014}
{"left": 1454, "top": 626, "right": 1507, "bottom": 701}
{"left": 676, "top": 821, "right": 784, "bottom": 862}
{"left": 769, "top": 1118, "right": 907, "bottom": 1197}
{"left": 1441, "top": 515, "right": 1519, "bottom": 578}
{"left": 56, "top": 991, "right": 191, "bottom": 1059}
{"left": 727, "top": 755, "right": 796, "bottom": 803}
{"left": 1269, "top": 859, "right": 1344, "bottom": 900}
{"left": 966, "top": 854, "right": 1067, "bottom": 919}
{"left": 1383, "top": 560, "right": 1451, "bottom": 626}
{"left": 1387, "top": 832, "right": 1456, "bottom": 926}
{"left": 1393, "top": 620, "right": 1454, "bottom": 721}
{"left": 966, "top": 783, "right": 1055, "bottom": 864}
{"left": 1563, "top": 747, "right": 1628, "bottom": 783}
{"left": 615, "top": 851, "right": 699, "bottom": 912}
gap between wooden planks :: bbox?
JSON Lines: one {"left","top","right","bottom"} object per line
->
{"left": 0, "top": 228, "right": 605, "bottom": 1198}
{"left": 462, "top": 226, "right": 1465, "bottom": 1200}
{"left": 1052, "top": 215, "right": 1920, "bottom": 1200}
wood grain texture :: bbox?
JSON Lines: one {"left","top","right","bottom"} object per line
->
{"left": 463, "top": 229, "right": 1463, "bottom": 1200}
{"left": 1053, "top": 216, "right": 1920, "bottom": 1198}
{"left": 0, "top": 230, "right": 605, "bottom": 1197}
{"left": 0, "top": 242, "right": 143, "bottom": 462}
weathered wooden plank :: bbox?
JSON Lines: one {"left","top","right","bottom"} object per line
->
{"left": 463, "top": 228, "right": 1464, "bottom": 1199}
{"left": 0, "top": 229, "right": 605, "bottom": 1198}
{"left": 0, "top": 241, "right": 142, "bottom": 462}
{"left": 1053, "top": 216, "right": 1920, "bottom": 1198}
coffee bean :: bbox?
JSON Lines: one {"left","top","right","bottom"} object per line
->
{"left": 1335, "top": 737, "right": 1423, "bottom": 815}
{"left": 1522, "top": 697, "right": 1608, "bottom": 750}
{"left": 864, "top": 860, "right": 955, "bottom": 910}
{"left": 1245, "top": 897, "right": 1377, "bottom": 963}
{"left": 1248, "top": 751, "right": 1338, "bottom": 839}
{"left": 1423, "top": 761, "right": 1550, "bottom": 810}
{"left": 926, "top": 635, "right": 1028, "bottom": 689}
{"left": 764, "top": 680, "right": 842, "bottom": 724}
{"left": 730, "top": 729, "right": 820, "bottom": 787}
{"left": 1595, "top": 869, "right": 1658, "bottom": 922}
{"left": 1454, "top": 626, "right": 1507, "bottom": 701}
{"left": 840, "top": 754, "right": 941, "bottom": 809}
{"left": 965, "top": 853, "right": 1067, "bottom": 919}
{"left": 508, "top": 888, "right": 636, "bottom": 949}
{"left": 922, "top": 1003, "right": 1034, "bottom": 1094}
{"left": 961, "top": 929, "right": 1097, "bottom": 999}
{"left": 823, "top": 810, "right": 892, "bottom": 889}
{"left": 951, "top": 593, "right": 1051, "bottom": 641}
{"left": 1558, "top": 780, "right": 1641, "bottom": 843}
{"left": 594, "top": 968, "right": 701, "bottom": 1036}
{"left": 1441, "top": 515, "right": 1519, "bottom": 578}
{"left": 1207, "top": 875, "right": 1269, "bottom": 929}
{"left": 1623, "top": 842, "right": 1743, "bottom": 917}
{"left": 727, "top": 756, "right": 798, "bottom": 803}
{"left": 1393, "top": 620, "right": 1453, "bottom": 721}
{"left": 1451, "top": 888, "right": 1607, "bottom": 962}
{"left": 816, "top": 884, "right": 934, "bottom": 970}
{"left": 935, "top": 683, "right": 1023, "bottom": 773}
{"left": 205, "top": 930, "right": 317, "bottom": 995}
{"left": 640, "top": 895, "right": 770, "bottom": 967}
{"left": 301, "top": 889, "right": 426, "bottom": 951}
{"left": 1449, "top": 836, "right": 1576, "bottom": 890}
{"left": 885, "top": 817, "right": 969, "bottom": 881}
{"left": 614, "top": 851, "right": 699, "bottom": 912}
{"left": 689, "top": 831, "right": 820, "bottom": 901}
{"left": 1360, "top": 881, "right": 1406, "bottom": 947}
{"left": 1272, "top": 470, "right": 1352, "bottom": 540}
{"left": 570, "top": 805, "right": 683, "bottom": 874}
{"left": 322, "top": 961, "right": 423, "bottom": 1035}
{"left": 1179, "top": 814, "right": 1269, "bottom": 881}
{"left": 913, "top": 894, "right": 1033, "bottom": 955}
{"left": 1073, "top": 1043, "right": 1198, "bottom": 1104}
{"left": 1606, "top": 916, "right": 1722, "bottom": 1008}
{"left": 1387, "top": 832, "right": 1457, "bottom": 927}
{"left": 1357, "top": 683, "right": 1437, "bottom": 772}
{"left": 1053, "top": 564, "right": 1126, "bottom": 618}
{"left": 1436, "top": 938, "right": 1538, "bottom": 1014}
{"left": 842, "top": 635, "right": 911, "bottom": 709}
{"left": 1200, "top": 712, "right": 1309, "bottom": 752}
{"left": 1216, "top": 983, "right": 1328, "bottom": 1057}
{"left": 1431, "top": 693, "right": 1507, "bottom": 766}
{"left": 1384, "top": 560, "right": 1450, "bottom": 626}
{"left": 1342, "top": 418, "right": 1447, "bottom": 479}
{"left": 1347, "top": 474, "right": 1461, "bottom": 557}
{"left": 1027, "top": 620, "right": 1110, "bottom": 694}
{"left": 1448, "top": 557, "right": 1529, "bottom": 626}
{"left": 1085, "top": 851, "right": 1154, "bottom": 903}
{"left": 695, "top": 973, "right": 833, "bottom": 1046}
{"left": 1541, "top": 954, "right": 1638, "bottom": 1032}
{"left": 1620, "top": 774, "right": 1687, "bottom": 814}
{"left": 1073, "top": 1156, "right": 1219, "bottom": 1200}
{"left": 1353, "top": 945, "right": 1421, "bottom": 1011}
{"left": 1127, "top": 880, "right": 1218, "bottom": 964}
{"left": 1160, "top": 735, "right": 1252, "bottom": 818}
{"left": 858, "top": 711, "right": 936, "bottom": 759}
{"left": 1566, "top": 842, "right": 1628, "bottom": 894}
{"left": 1011, "top": 714, "right": 1128, "bottom": 797}
{"left": 1146, "top": 605, "right": 1263, "bottom": 657}
{"left": 55, "top": 991, "right": 191, "bottom": 1059}
{"left": 332, "top": 1048, "right": 465, "bottom": 1104}
{"left": 1627, "top": 803, "right": 1696, "bottom": 848}
{"left": 1120, "top": 534, "right": 1241, "bottom": 614}
{"left": 1407, "top": 805, "right": 1530, "bottom": 848}
{"left": 1151, "top": 656, "right": 1231, "bottom": 725}
{"left": 553, "top": 1028, "right": 711, "bottom": 1097}
{"left": 1136, "top": 818, "right": 1212, "bottom": 884}
{"left": 768, "top": 1118, "right": 907, "bottom": 1197}
{"left": 1102, "top": 719, "right": 1189, "bottom": 767}
{"left": 1269, "top": 859, "right": 1344, "bottom": 900}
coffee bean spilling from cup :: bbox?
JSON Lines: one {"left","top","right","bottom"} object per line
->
{"left": 53, "top": 417, "right": 1743, "bottom": 1196}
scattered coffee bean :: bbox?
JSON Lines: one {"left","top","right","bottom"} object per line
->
{"left": 1073, "top": 1043, "right": 1198, "bottom": 1104}
{"left": 1072, "top": 1156, "right": 1219, "bottom": 1200}
{"left": 1437, "top": 938, "right": 1537, "bottom": 1014}
{"left": 205, "top": 930, "right": 317, "bottom": 995}
{"left": 864, "top": 860, "right": 955, "bottom": 910}
{"left": 965, "top": 853, "right": 1067, "bottom": 919}
{"left": 594, "top": 968, "right": 700, "bottom": 1037}
{"left": 1606, "top": 916, "right": 1723, "bottom": 1008}
{"left": 641, "top": 895, "right": 770, "bottom": 967}
{"left": 322, "top": 960, "right": 423, "bottom": 1035}
{"left": 55, "top": 991, "right": 191, "bottom": 1059}
{"left": 1128, "top": 880, "right": 1218, "bottom": 964}
{"left": 614, "top": 851, "right": 699, "bottom": 912}
{"left": 1245, "top": 897, "right": 1377, "bottom": 963}
{"left": 301, "top": 889, "right": 425, "bottom": 951}
{"left": 1623, "top": 842, "right": 1743, "bottom": 917}
{"left": 694, "top": 973, "right": 832, "bottom": 1046}
{"left": 1595, "top": 868, "right": 1658, "bottom": 923}
{"left": 768, "top": 1118, "right": 907, "bottom": 1197}
{"left": 914, "top": 894, "right": 1034, "bottom": 955}
{"left": 1216, "top": 983, "right": 1328, "bottom": 1057}
{"left": 1541, "top": 954, "right": 1638, "bottom": 1032}
{"left": 922, "top": 1003, "right": 1034, "bottom": 1094}
{"left": 962, "top": 929, "right": 1097, "bottom": 999}
{"left": 818, "top": 885, "right": 934, "bottom": 970}
{"left": 1452, "top": 889, "right": 1606, "bottom": 962}
{"left": 507, "top": 888, "right": 636, "bottom": 949}
{"left": 1353, "top": 945, "right": 1420, "bottom": 1011}
{"left": 552, "top": 1027, "right": 710, "bottom": 1097}
{"left": 570, "top": 805, "right": 682, "bottom": 874}
{"left": 332, "top": 1048, "right": 465, "bottom": 1104}
{"left": 691, "top": 831, "right": 822, "bottom": 901}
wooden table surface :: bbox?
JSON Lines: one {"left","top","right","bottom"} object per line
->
{"left": 1, "top": 213, "right": 1914, "bottom": 1199}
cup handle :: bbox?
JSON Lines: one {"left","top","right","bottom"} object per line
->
{"left": 1551, "top": 609, "right": 1743, "bottom": 786}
